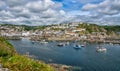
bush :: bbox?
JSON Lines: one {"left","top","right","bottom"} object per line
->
{"left": 0, "top": 37, "right": 16, "bottom": 57}
{"left": 2, "top": 55, "right": 55, "bottom": 71}
{"left": 0, "top": 37, "right": 55, "bottom": 71}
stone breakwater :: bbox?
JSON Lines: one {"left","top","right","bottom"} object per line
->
{"left": 49, "top": 63, "right": 81, "bottom": 71}
{"left": 3, "top": 35, "right": 120, "bottom": 44}
{"left": 47, "top": 37, "right": 120, "bottom": 44}
{"left": 0, "top": 64, "right": 9, "bottom": 71}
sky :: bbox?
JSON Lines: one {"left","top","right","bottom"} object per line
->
{"left": 0, "top": 0, "right": 120, "bottom": 25}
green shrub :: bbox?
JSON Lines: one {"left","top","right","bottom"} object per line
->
{"left": 2, "top": 55, "right": 55, "bottom": 71}
{"left": 0, "top": 37, "right": 55, "bottom": 71}
{"left": 0, "top": 37, "right": 16, "bottom": 57}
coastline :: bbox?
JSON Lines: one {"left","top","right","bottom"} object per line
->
{"left": 5, "top": 36, "right": 120, "bottom": 44}
{"left": 47, "top": 37, "right": 120, "bottom": 44}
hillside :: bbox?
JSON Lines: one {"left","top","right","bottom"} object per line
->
{"left": 0, "top": 23, "right": 120, "bottom": 37}
{"left": 103, "top": 26, "right": 120, "bottom": 32}
{"left": 0, "top": 37, "right": 55, "bottom": 71}
{"left": 1, "top": 23, "right": 120, "bottom": 32}
{"left": 77, "top": 23, "right": 106, "bottom": 33}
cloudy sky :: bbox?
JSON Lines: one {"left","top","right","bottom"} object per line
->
{"left": 0, "top": 0, "right": 120, "bottom": 25}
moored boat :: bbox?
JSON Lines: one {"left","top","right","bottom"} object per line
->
{"left": 66, "top": 42, "right": 70, "bottom": 45}
{"left": 31, "top": 41, "right": 35, "bottom": 44}
{"left": 73, "top": 44, "right": 82, "bottom": 49}
{"left": 57, "top": 43, "right": 66, "bottom": 47}
{"left": 96, "top": 47, "right": 107, "bottom": 52}
{"left": 40, "top": 40, "right": 48, "bottom": 44}
{"left": 81, "top": 45, "right": 85, "bottom": 47}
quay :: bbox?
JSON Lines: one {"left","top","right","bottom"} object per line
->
{"left": 1, "top": 35, "right": 120, "bottom": 44}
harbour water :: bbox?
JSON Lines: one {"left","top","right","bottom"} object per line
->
{"left": 9, "top": 39, "right": 120, "bottom": 71}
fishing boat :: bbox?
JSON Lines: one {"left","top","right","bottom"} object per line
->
{"left": 40, "top": 40, "right": 48, "bottom": 44}
{"left": 66, "top": 42, "right": 70, "bottom": 45}
{"left": 31, "top": 41, "right": 35, "bottom": 44}
{"left": 57, "top": 43, "right": 66, "bottom": 47}
{"left": 81, "top": 45, "right": 85, "bottom": 47}
{"left": 73, "top": 44, "right": 82, "bottom": 49}
{"left": 96, "top": 47, "right": 107, "bottom": 52}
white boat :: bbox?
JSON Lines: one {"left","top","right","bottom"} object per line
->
{"left": 57, "top": 43, "right": 66, "bottom": 47}
{"left": 81, "top": 45, "right": 85, "bottom": 47}
{"left": 31, "top": 41, "right": 35, "bottom": 44}
{"left": 73, "top": 44, "right": 82, "bottom": 49}
{"left": 40, "top": 40, "right": 48, "bottom": 44}
{"left": 96, "top": 47, "right": 107, "bottom": 52}
{"left": 66, "top": 42, "right": 70, "bottom": 45}
{"left": 109, "top": 43, "right": 113, "bottom": 45}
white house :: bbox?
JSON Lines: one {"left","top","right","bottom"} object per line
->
{"left": 22, "top": 32, "right": 30, "bottom": 36}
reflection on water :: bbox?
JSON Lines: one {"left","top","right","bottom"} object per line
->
{"left": 9, "top": 39, "right": 120, "bottom": 71}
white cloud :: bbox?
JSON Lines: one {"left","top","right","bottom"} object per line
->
{"left": 0, "top": 10, "right": 14, "bottom": 18}
{"left": 4, "top": 0, "right": 25, "bottom": 7}
{"left": 82, "top": 3, "right": 98, "bottom": 10}
{"left": 79, "top": 0, "right": 102, "bottom": 3}
{"left": 26, "top": 1, "right": 47, "bottom": 12}
{"left": 59, "top": 10, "right": 66, "bottom": 15}
{"left": 9, "top": 6, "right": 24, "bottom": 12}
{"left": 0, "top": 1, "right": 6, "bottom": 10}
{"left": 0, "top": 0, "right": 119, "bottom": 25}
{"left": 0, "top": 0, "right": 68, "bottom": 25}
{"left": 82, "top": 0, "right": 120, "bottom": 15}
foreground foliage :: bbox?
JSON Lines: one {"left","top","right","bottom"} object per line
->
{"left": 0, "top": 37, "right": 16, "bottom": 57}
{"left": 1, "top": 55, "right": 54, "bottom": 71}
{"left": 0, "top": 37, "right": 55, "bottom": 71}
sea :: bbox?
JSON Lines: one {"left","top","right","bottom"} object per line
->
{"left": 9, "top": 39, "right": 120, "bottom": 71}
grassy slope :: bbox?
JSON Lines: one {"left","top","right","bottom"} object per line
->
{"left": 77, "top": 24, "right": 106, "bottom": 34}
{"left": 0, "top": 37, "right": 55, "bottom": 71}
{"left": 103, "top": 26, "right": 120, "bottom": 32}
